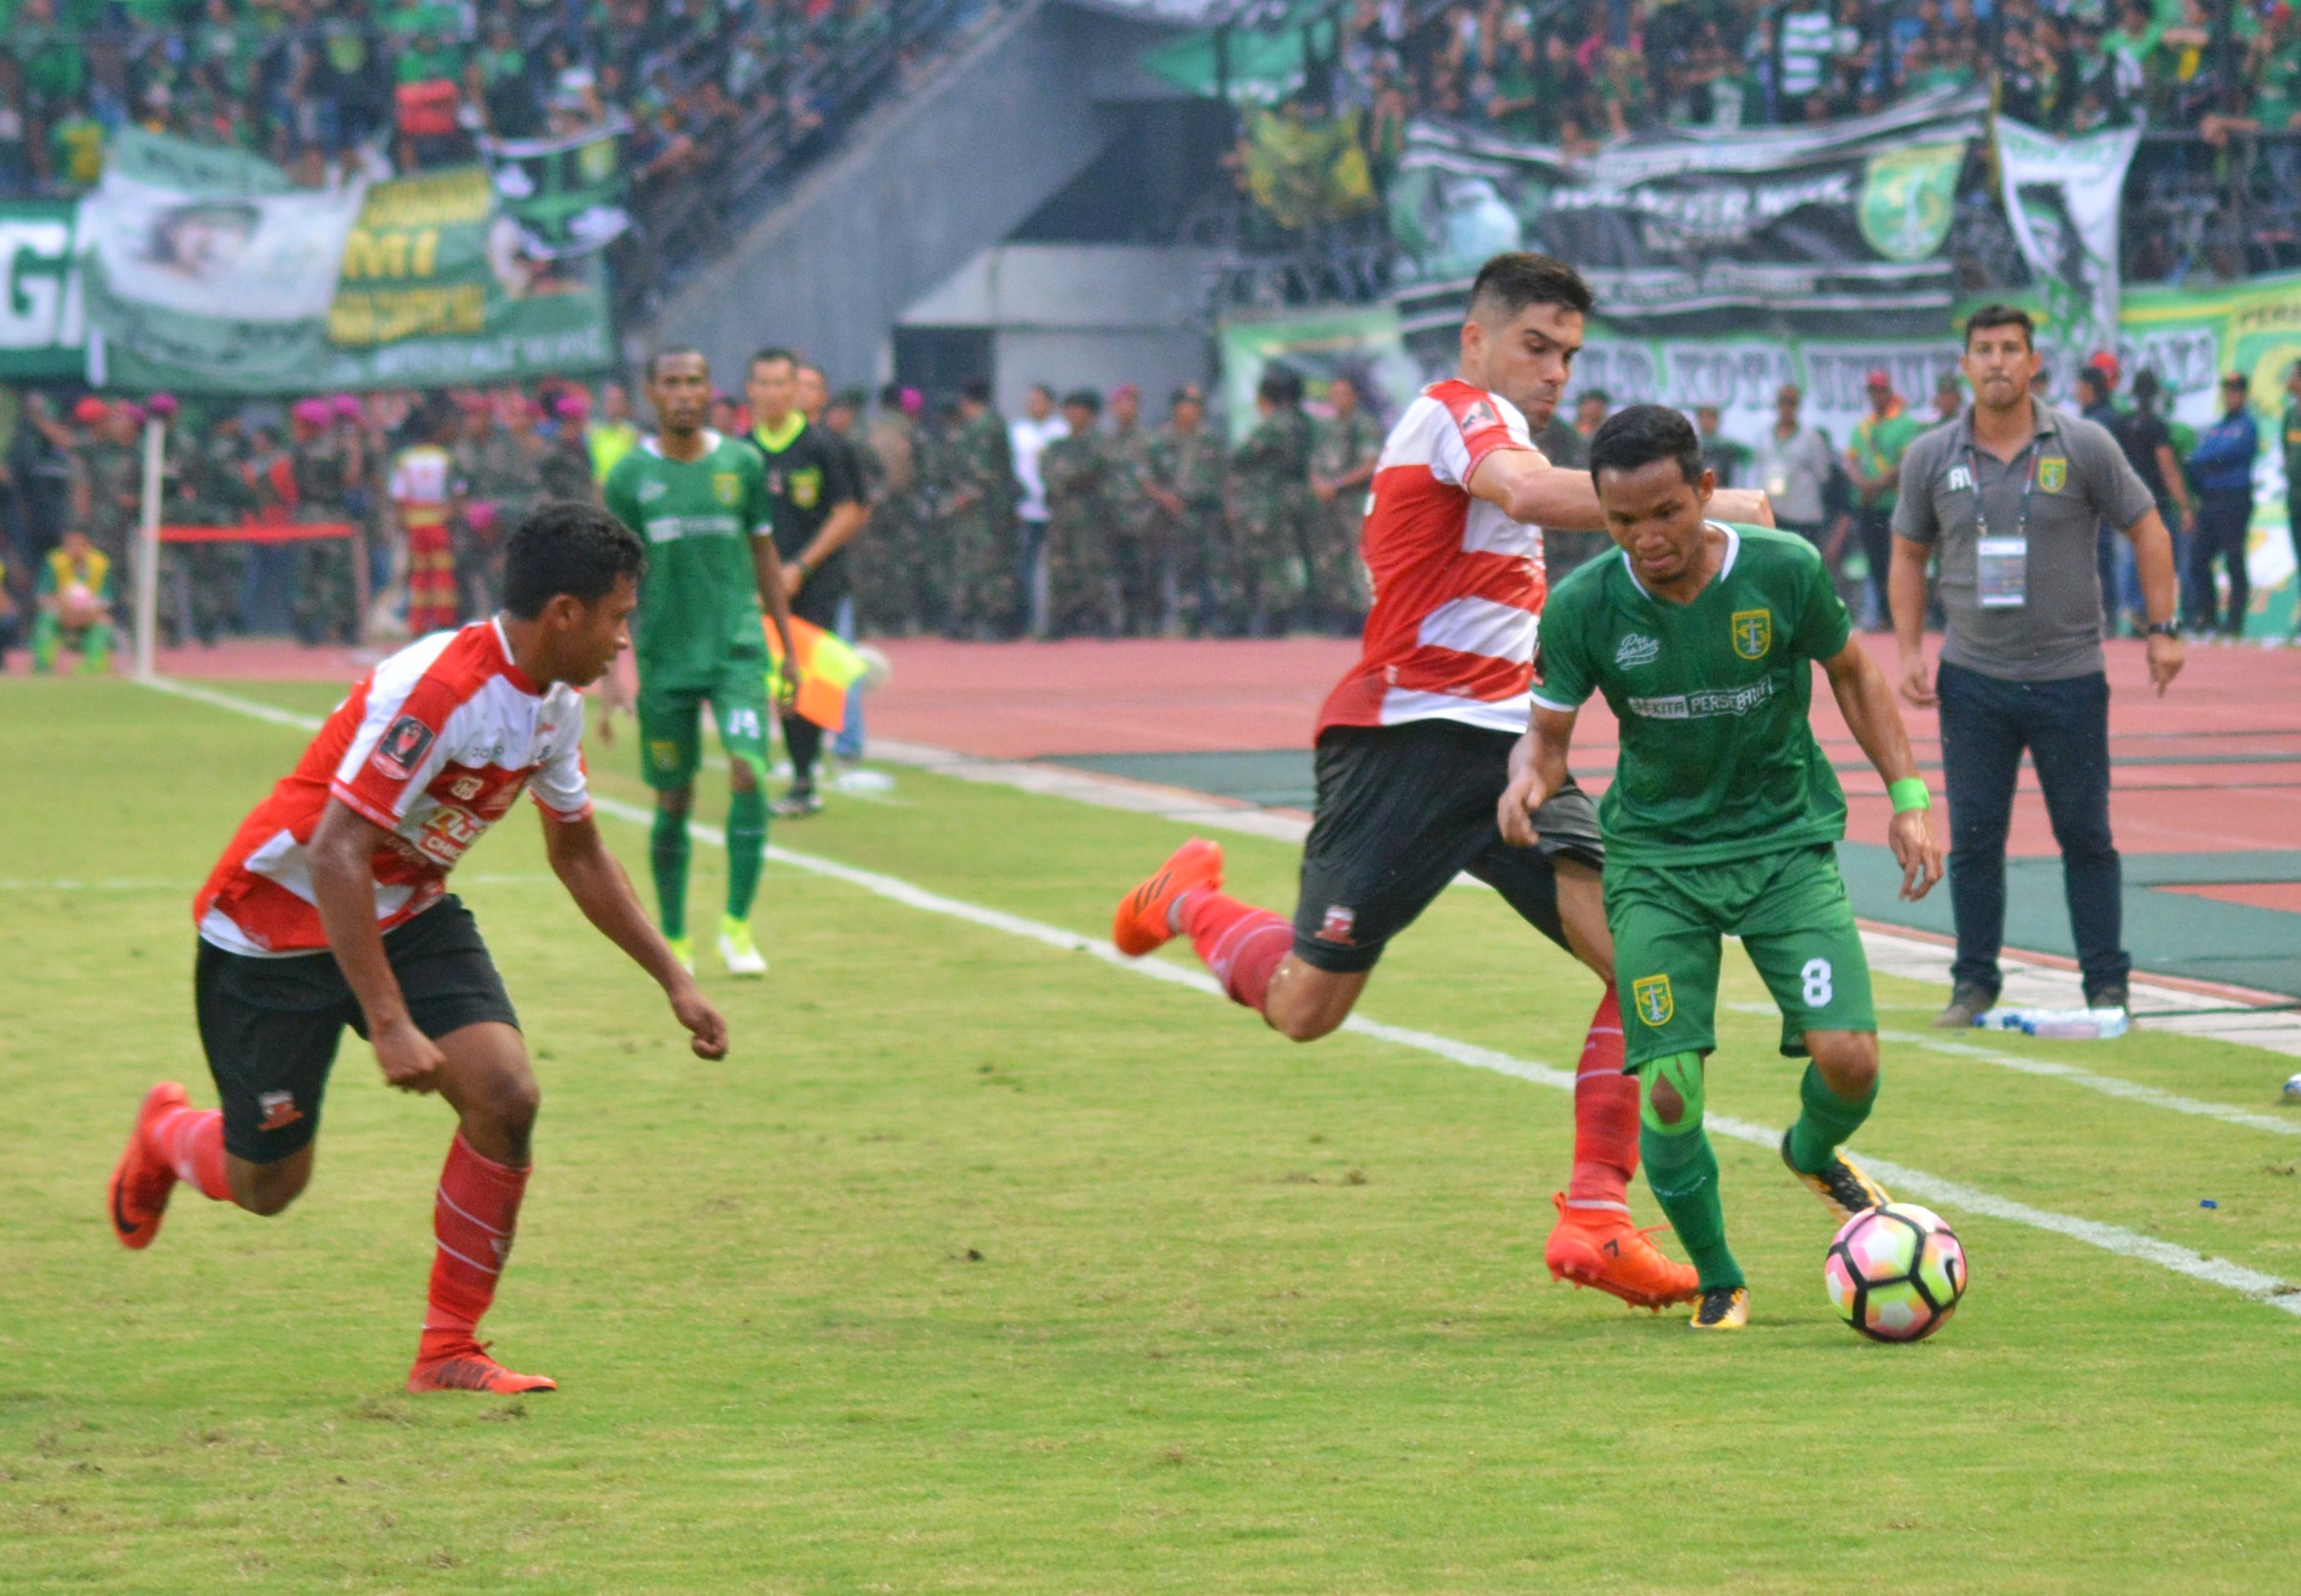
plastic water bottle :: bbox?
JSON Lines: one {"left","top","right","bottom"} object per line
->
{"left": 1974, "top": 1006, "right": 2131, "bottom": 1040}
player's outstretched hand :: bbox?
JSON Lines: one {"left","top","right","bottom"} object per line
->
{"left": 670, "top": 980, "right": 729, "bottom": 1060}
{"left": 373, "top": 1017, "right": 446, "bottom": 1094}
{"left": 1889, "top": 808, "right": 1944, "bottom": 901}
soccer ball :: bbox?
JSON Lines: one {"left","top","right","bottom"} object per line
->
{"left": 1824, "top": 1203, "right": 1967, "bottom": 1342}
{"left": 60, "top": 581, "right": 102, "bottom": 629}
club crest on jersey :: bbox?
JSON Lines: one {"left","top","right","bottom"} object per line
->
{"left": 371, "top": 715, "right": 435, "bottom": 780}
{"left": 1318, "top": 905, "right": 1358, "bottom": 945}
{"left": 791, "top": 467, "right": 822, "bottom": 510}
{"left": 255, "top": 1091, "right": 303, "bottom": 1132}
{"left": 451, "top": 774, "right": 484, "bottom": 801}
{"left": 1615, "top": 632, "right": 1660, "bottom": 667}
{"left": 1731, "top": 609, "right": 1773, "bottom": 661}
{"left": 1632, "top": 975, "right": 1675, "bottom": 1027}
{"left": 712, "top": 472, "right": 741, "bottom": 507}
{"left": 2038, "top": 455, "right": 2067, "bottom": 494}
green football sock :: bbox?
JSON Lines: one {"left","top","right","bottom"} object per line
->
{"left": 650, "top": 805, "right": 691, "bottom": 941}
{"left": 80, "top": 621, "right": 113, "bottom": 675}
{"left": 1637, "top": 1054, "right": 1744, "bottom": 1292}
{"left": 1786, "top": 1063, "right": 1878, "bottom": 1175}
{"left": 725, "top": 786, "right": 769, "bottom": 922}
{"left": 31, "top": 612, "right": 58, "bottom": 673}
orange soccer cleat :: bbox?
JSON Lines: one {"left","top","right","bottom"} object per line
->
{"left": 1111, "top": 838, "right": 1224, "bottom": 957}
{"left": 407, "top": 1340, "right": 558, "bottom": 1396}
{"left": 1543, "top": 1191, "right": 1702, "bottom": 1312}
{"left": 108, "top": 1082, "right": 189, "bottom": 1250}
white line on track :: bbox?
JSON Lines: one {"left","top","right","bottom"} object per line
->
{"left": 138, "top": 678, "right": 2301, "bottom": 1321}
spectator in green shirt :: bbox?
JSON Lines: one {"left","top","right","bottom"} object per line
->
{"left": 48, "top": 100, "right": 105, "bottom": 189}
{"left": 1848, "top": 368, "right": 1928, "bottom": 631}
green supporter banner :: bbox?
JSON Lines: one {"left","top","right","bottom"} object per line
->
{"left": 0, "top": 200, "right": 87, "bottom": 379}
{"left": 72, "top": 130, "right": 614, "bottom": 394}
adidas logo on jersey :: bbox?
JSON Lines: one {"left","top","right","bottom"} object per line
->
{"left": 1615, "top": 633, "right": 1660, "bottom": 667}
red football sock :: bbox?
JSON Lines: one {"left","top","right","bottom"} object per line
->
{"left": 152, "top": 1104, "right": 233, "bottom": 1202}
{"left": 419, "top": 1132, "right": 530, "bottom": 1359}
{"left": 1178, "top": 889, "right": 1294, "bottom": 1015}
{"left": 1566, "top": 984, "right": 1639, "bottom": 1212}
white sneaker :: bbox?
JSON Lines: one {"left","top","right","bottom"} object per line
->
{"left": 717, "top": 919, "right": 768, "bottom": 976}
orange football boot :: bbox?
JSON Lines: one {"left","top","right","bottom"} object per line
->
{"left": 1543, "top": 1191, "right": 1701, "bottom": 1311}
{"left": 407, "top": 1341, "right": 558, "bottom": 1396}
{"left": 108, "top": 1082, "right": 189, "bottom": 1250}
{"left": 1111, "top": 838, "right": 1224, "bottom": 957}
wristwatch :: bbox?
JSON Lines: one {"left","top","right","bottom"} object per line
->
{"left": 2144, "top": 620, "right": 2179, "bottom": 638}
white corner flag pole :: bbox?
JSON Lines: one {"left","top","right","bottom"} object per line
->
{"left": 133, "top": 414, "right": 164, "bottom": 680}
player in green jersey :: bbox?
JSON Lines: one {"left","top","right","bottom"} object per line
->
{"left": 1500, "top": 405, "right": 1943, "bottom": 1332}
{"left": 602, "top": 348, "right": 799, "bottom": 976}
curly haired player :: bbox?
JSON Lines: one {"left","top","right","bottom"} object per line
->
{"left": 1114, "top": 253, "right": 1775, "bottom": 1312}
{"left": 108, "top": 502, "right": 728, "bottom": 1394}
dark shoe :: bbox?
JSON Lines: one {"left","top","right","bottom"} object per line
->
{"left": 770, "top": 786, "right": 823, "bottom": 819}
{"left": 2087, "top": 983, "right": 2130, "bottom": 1016}
{"left": 1932, "top": 982, "right": 1995, "bottom": 1029}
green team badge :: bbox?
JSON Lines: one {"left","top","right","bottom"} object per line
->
{"left": 1632, "top": 975, "right": 1675, "bottom": 1028}
{"left": 712, "top": 472, "right": 741, "bottom": 507}
{"left": 1858, "top": 142, "right": 1961, "bottom": 263}
{"left": 1731, "top": 608, "right": 1773, "bottom": 661}
{"left": 791, "top": 467, "right": 822, "bottom": 510}
{"left": 2038, "top": 456, "right": 2067, "bottom": 494}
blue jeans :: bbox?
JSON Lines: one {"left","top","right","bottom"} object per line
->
{"left": 832, "top": 593, "right": 864, "bottom": 761}
{"left": 1936, "top": 661, "right": 2129, "bottom": 999}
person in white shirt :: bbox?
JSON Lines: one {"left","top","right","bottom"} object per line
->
{"left": 1008, "top": 384, "right": 1069, "bottom": 637}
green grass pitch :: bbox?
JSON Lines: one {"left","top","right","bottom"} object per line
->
{"left": 4, "top": 676, "right": 2300, "bottom": 1592}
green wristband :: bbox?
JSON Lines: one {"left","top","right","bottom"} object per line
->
{"left": 1889, "top": 778, "right": 1931, "bottom": 813}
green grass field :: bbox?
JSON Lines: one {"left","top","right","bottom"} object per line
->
{"left": 5, "top": 675, "right": 2301, "bottom": 1593}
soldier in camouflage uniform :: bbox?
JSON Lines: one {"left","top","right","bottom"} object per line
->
{"left": 1308, "top": 373, "right": 1383, "bottom": 634}
{"left": 859, "top": 384, "right": 924, "bottom": 634}
{"left": 1225, "top": 364, "right": 1317, "bottom": 636}
{"left": 167, "top": 410, "right": 259, "bottom": 647}
{"left": 1144, "top": 384, "right": 1225, "bottom": 637}
{"left": 1041, "top": 389, "right": 1117, "bottom": 638}
{"left": 79, "top": 403, "right": 144, "bottom": 572}
{"left": 537, "top": 389, "right": 597, "bottom": 505}
{"left": 457, "top": 390, "right": 544, "bottom": 616}
{"left": 289, "top": 397, "right": 363, "bottom": 645}
{"left": 1104, "top": 383, "right": 1161, "bottom": 635}
{"left": 939, "top": 380, "right": 1017, "bottom": 639}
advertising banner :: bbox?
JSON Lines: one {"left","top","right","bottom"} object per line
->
{"left": 0, "top": 200, "right": 84, "bottom": 379}
{"left": 1386, "top": 87, "right": 1989, "bottom": 336}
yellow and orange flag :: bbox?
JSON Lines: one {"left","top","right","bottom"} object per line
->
{"left": 763, "top": 616, "right": 869, "bottom": 734}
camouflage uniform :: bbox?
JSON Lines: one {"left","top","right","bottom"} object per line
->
{"left": 1226, "top": 406, "right": 1316, "bottom": 635}
{"left": 1103, "top": 418, "right": 1160, "bottom": 634}
{"left": 537, "top": 435, "right": 596, "bottom": 505}
{"left": 166, "top": 426, "right": 257, "bottom": 647}
{"left": 291, "top": 428, "right": 361, "bottom": 645}
{"left": 80, "top": 438, "right": 143, "bottom": 569}
{"left": 1146, "top": 422, "right": 1226, "bottom": 637}
{"left": 457, "top": 428, "right": 542, "bottom": 616}
{"left": 857, "top": 409, "right": 923, "bottom": 634}
{"left": 1041, "top": 428, "right": 1116, "bottom": 638}
{"left": 939, "top": 409, "right": 1017, "bottom": 639}
{"left": 1309, "top": 406, "right": 1383, "bottom": 631}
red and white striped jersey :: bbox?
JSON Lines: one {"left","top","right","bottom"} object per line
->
{"left": 1316, "top": 379, "right": 1548, "bottom": 737}
{"left": 195, "top": 620, "right": 591, "bottom": 956}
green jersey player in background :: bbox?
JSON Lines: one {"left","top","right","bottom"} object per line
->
{"left": 603, "top": 348, "right": 799, "bottom": 976}
{"left": 1500, "top": 405, "right": 1943, "bottom": 1332}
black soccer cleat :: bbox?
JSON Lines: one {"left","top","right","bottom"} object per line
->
{"left": 1780, "top": 1128, "right": 1890, "bottom": 1222}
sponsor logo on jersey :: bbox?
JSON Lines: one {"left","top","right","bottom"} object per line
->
{"left": 1455, "top": 398, "right": 1500, "bottom": 435}
{"left": 1628, "top": 678, "right": 1778, "bottom": 720}
{"left": 1946, "top": 464, "right": 1974, "bottom": 492}
{"left": 371, "top": 715, "right": 436, "bottom": 780}
{"left": 713, "top": 472, "right": 742, "bottom": 507}
{"left": 1632, "top": 975, "right": 1674, "bottom": 1028}
{"left": 2038, "top": 455, "right": 2067, "bottom": 494}
{"left": 639, "top": 479, "right": 668, "bottom": 501}
{"left": 1731, "top": 609, "right": 1772, "bottom": 661}
{"left": 1615, "top": 632, "right": 1660, "bottom": 667}
{"left": 1318, "top": 905, "right": 1358, "bottom": 945}
{"left": 790, "top": 466, "right": 822, "bottom": 510}
{"left": 256, "top": 1091, "right": 304, "bottom": 1132}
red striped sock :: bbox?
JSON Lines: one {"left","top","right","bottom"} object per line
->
{"left": 1178, "top": 889, "right": 1294, "bottom": 1015}
{"left": 419, "top": 1133, "right": 529, "bottom": 1360}
{"left": 1566, "top": 984, "right": 1638, "bottom": 1212}
{"left": 152, "top": 1105, "right": 233, "bottom": 1202}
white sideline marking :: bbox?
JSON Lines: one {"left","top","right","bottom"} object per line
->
{"left": 142, "top": 680, "right": 2301, "bottom": 1320}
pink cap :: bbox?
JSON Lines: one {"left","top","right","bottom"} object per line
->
{"left": 146, "top": 392, "right": 180, "bottom": 419}
{"left": 331, "top": 393, "right": 365, "bottom": 420}
{"left": 1865, "top": 368, "right": 1893, "bottom": 388}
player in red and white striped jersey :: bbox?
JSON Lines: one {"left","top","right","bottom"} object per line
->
{"left": 1114, "top": 252, "right": 1773, "bottom": 1312}
{"left": 107, "top": 504, "right": 729, "bottom": 1396}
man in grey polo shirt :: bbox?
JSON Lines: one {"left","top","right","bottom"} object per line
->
{"left": 1889, "top": 304, "right": 2185, "bottom": 1026}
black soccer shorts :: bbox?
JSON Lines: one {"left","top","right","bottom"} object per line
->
{"left": 1291, "top": 719, "right": 1605, "bottom": 975}
{"left": 194, "top": 896, "right": 519, "bottom": 1164}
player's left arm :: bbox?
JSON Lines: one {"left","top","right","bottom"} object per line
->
{"left": 1821, "top": 639, "right": 1943, "bottom": 901}
{"left": 1498, "top": 704, "right": 1578, "bottom": 850}
{"left": 1468, "top": 449, "right": 1776, "bottom": 531}
{"left": 539, "top": 808, "right": 728, "bottom": 1060}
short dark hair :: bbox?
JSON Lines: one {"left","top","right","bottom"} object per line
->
{"left": 1588, "top": 404, "right": 1705, "bottom": 491}
{"left": 959, "top": 378, "right": 992, "bottom": 404}
{"left": 648, "top": 345, "right": 707, "bottom": 381}
{"left": 1578, "top": 388, "right": 1611, "bottom": 408}
{"left": 1062, "top": 388, "right": 1103, "bottom": 414}
{"left": 1963, "top": 304, "right": 2035, "bottom": 349}
{"left": 502, "top": 500, "right": 646, "bottom": 619}
{"left": 1467, "top": 251, "right": 1594, "bottom": 323}
{"left": 749, "top": 346, "right": 796, "bottom": 374}
{"left": 2131, "top": 368, "right": 2163, "bottom": 406}
{"left": 1258, "top": 364, "right": 1304, "bottom": 407}
{"left": 2075, "top": 367, "right": 2107, "bottom": 402}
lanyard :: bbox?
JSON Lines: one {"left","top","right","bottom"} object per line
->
{"left": 1963, "top": 436, "right": 2041, "bottom": 543}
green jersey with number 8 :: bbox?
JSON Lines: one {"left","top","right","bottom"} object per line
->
{"left": 1530, "top": 522, "right": 1853, "bottom": 866}
{"left": 603, "top": 431, "right": 775, "bottom": 692}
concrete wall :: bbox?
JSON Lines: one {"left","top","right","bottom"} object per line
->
{"left": 901, "top": 242, "right": 1216, "bottom": 413}
{"left": 643, "top": 0, "right": 1192, "bottom": 389}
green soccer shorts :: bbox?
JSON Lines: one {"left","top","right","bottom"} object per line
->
{"left": 1605, "top": 844, "right": 1875, "bottom": 1069}
{"left": 636, "top": 662, "right": 771, "bottom": 789}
